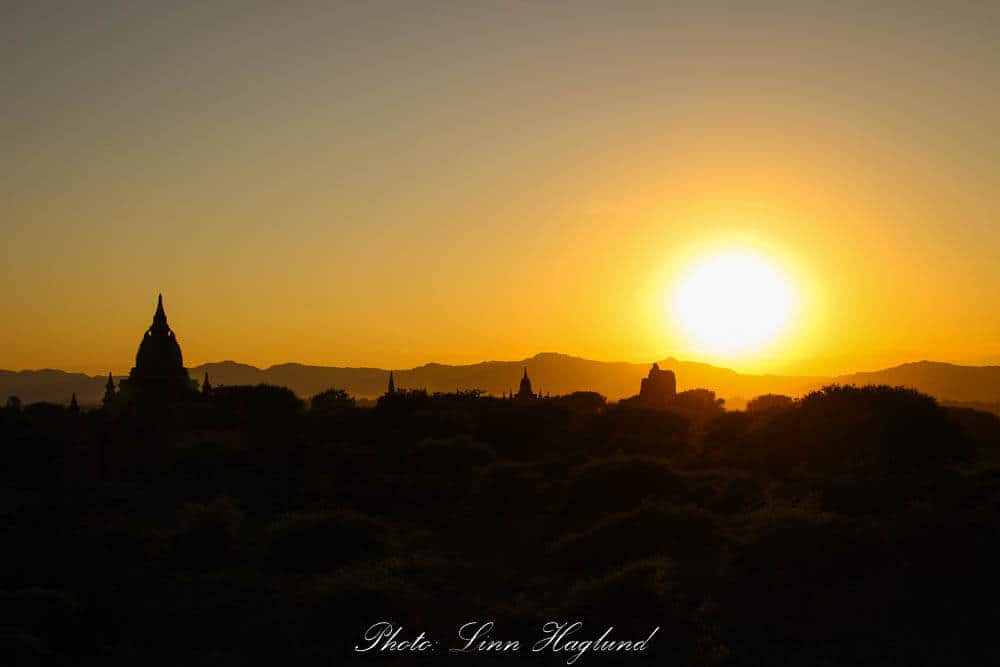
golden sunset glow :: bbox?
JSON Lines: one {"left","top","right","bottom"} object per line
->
{"left": 2, "top": 5, "right": 999, "bottom": 377}
{"left": 673, "top": 251, "right": 796, "bottom": 358}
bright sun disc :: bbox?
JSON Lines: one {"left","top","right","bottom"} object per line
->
{"left": 673, "top": 251, "right": 796, "bottom": 355}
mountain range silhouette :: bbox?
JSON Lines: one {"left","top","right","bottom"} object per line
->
{"left": 3, "top": 353, "right": 999, "bottom": 411}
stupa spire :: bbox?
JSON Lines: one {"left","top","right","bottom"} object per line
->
{"left": 103, "top": 372, "right": 116, "bottom": 405}
{"left": 151, "top": 293, "right": 168, "bottom": 333}
{"left": 516, "top": 366, "right": 534, "bottom": 400}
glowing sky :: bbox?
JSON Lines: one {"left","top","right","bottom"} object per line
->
{"left": 3, "top": 2, "right": 999, "bottom": 375}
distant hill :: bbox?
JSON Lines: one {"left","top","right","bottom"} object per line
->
{"left": 186, "top": 354, "right": 825, "bottom": 406}
{"left": 2, "top": 355, "right": 998, "bottom": 411}
{"left": 834, "top": 361, "right": 1000, "bottom": 405}
{"left": 0, "top": 369, "right": 115, "bottom": 407}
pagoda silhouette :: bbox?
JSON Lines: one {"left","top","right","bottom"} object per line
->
{"left": 513, "top": 367, "right": 538, "bottom": 401}
{"left": 117, "top": 294, "right": 197, "bottom": 402}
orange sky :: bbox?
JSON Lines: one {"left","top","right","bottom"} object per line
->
{"left": 2, "top": 3, "right": 999, "bottom": 376}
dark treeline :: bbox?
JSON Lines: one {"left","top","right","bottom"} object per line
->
{"left": 2, "top": 384, "right": 1000, "bottom": 665}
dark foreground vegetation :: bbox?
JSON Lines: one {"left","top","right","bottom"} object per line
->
{"left": 2, "top": 384, "right": 1000, "bottom": 665}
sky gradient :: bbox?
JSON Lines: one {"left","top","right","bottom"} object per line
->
{"left": 3, "top": 2, "right": 999, "bottom": 376}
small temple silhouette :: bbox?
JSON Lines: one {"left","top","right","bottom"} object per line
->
{"left": 513, "top": 367, "right": 538, "bottom": 401}
{"left": 638, "top": 362, "right": 677, "bottom": 408}
{"left": 103, "top": 372, "right": 116, "bottom": 406}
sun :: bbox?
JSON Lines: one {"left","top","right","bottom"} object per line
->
{"left": 672, "top": 250, "right": 796, "bottom": 356}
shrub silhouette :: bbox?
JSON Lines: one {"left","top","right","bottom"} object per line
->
{"left": 554, "top": 558, "right": 697, "bottom": 659}
{"left": 750, "top": 385, "right": 976, "bottom": 473}
{"left": 713, "top": 473, "right": 765, "bottom": 514}
{"left": 409, "top": 435, "right": 496, "bottom": 473}
{"left": 169, "top": 496, "right": 244, "bottom": 571}
{"left": 279, "top": 560, "right": 417, "bottom": 655}
{"left": 563, "top": 457, "right": 692, "bottom": 524}
{"left": 374, "top": 387, "right": 430, "bottom": 411}
{"left": 551, "top": 391, "right": 607, "bottom": 414}
{"left": 701, "top": 411, "right": 752, "bottom": 465}
{"left": 734, "top": 507, "right": 894, "bottom": 585}
{"left": 551, "top": 502, "right": 718, "bottom": 572}
{"left": 668, "top": 388, "right": 726, "bottom": 421}
{"left": 946, "top": 406, "right": 1000, "bottom": 451}
{"left": 471, "top": 461, "right": 562, "bottom": 519}
{"left": 5, "top": 366, "right": 1000, "bottom": 665}
{"left": 559, "top": 557, "right": 673, "bottom": 620}
{"left": 592, "top": 406, "right": 689, "bottom": 458}
{"left": 209, "top": 384, "right": 304, "bottom": 428}
{"left": 309, "top": 388, "right": 355, "bottom": 413}
{"left": 723, "top": 508, "right": 904, "bottom": 660}
{"left": 265, "top": 511, "right": 386, "bottom": 574}
{"left": 0, "top": 588, "right": 80, "bottom": 658}
{"left": 746, "top": 393, "right": 794, "bottom": 413}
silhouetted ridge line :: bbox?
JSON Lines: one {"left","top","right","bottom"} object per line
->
{"left": 3, "top": 351, "right": 1000, "bottom": 408}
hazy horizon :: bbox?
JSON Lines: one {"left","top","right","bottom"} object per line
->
{"left": 2, "top": 290, "right": 1000, "bottom": 377}
{"left": 5, "top": 344, "right": 999, "bottom": 381}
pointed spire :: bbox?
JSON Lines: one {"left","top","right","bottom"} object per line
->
{"left": 103, "top": 372, "right": 116, "bottom": 406}
{"left": 69, "top": 392, "right": 79, "bottom": 414}
{"left": 517, "top": 366, "right": 534, "bottom": 399}
{"left": 201, "top": 372, "right": 212, "bottom": 395}
{"left": 387, "top": 370, "right": 395, "bottom": 395}
{"left": 151, "top": 293, "right": 168, "bottom": 333}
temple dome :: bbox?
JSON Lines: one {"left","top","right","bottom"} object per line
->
{"left": 134, "top": 328, "right": 185, "bottom": 378}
